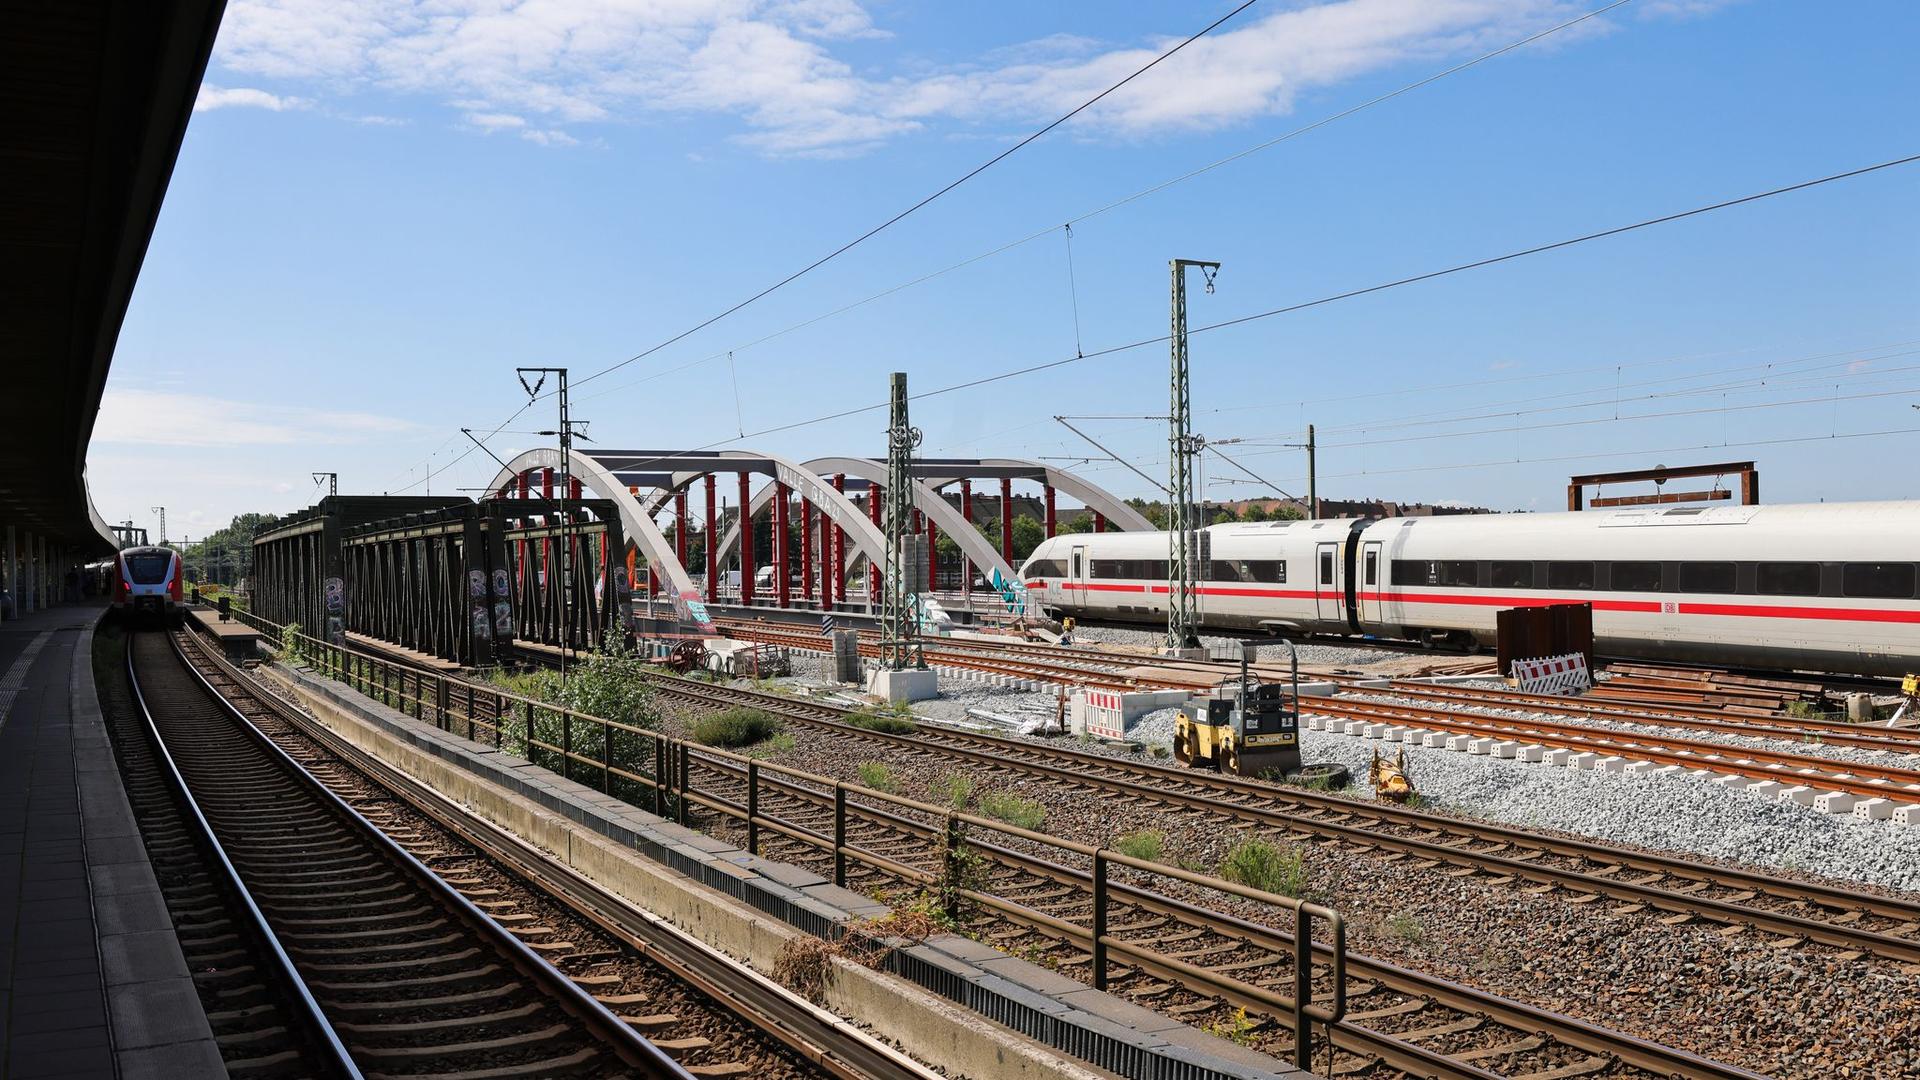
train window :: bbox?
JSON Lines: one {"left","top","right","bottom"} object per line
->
{"left": 1547, "top": 561, "right": 1594, "bottom": 590}
{"left": 125, "top": 552, "right": 173, "bottom": 584}
{"left": 1248, "top": 560, "right": 1285, "bottom": 584}
{"left": 1843, "top": 562, "right": 1915, "bottom": 599}
{"left": 1319, "top": 551, "right": 1334, "bottom": 586}
{"left": 1207, "top": 561, "right": 1243, "bottom": 582}
{"left": 1434, "top": 561, "right": 1477, "bottom": 588}
{"left": 1756, "top": 562, "right": 1820, "bottom": 596}
{"left": 1364, "top": 551, "right": 1377, "bottom": 587}
{"left": 1025, "top": 559, "right": 1068, "bottom": 579}
{"left": 1679, "top": 562, "right": 1737, "bottom": 594}
{"left": 1609, "top": 561, "right": 1662, "bottom": 591}
{"left": 1489, "top": 561, "right": 1534, "bottom": 588}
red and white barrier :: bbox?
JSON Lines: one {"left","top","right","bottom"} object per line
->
{"left": 1510, "top": 653, "right": 1591, "bottom": 695}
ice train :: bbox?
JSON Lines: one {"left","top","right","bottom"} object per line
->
{"left": 1019, "top": 501, "right": 1920, "bottom": 677}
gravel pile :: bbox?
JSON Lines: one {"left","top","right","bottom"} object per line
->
{"left": 1296, "top": 718, "right": 1920, "bottom": 893}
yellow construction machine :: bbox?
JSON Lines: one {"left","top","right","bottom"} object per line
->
{"left": 1174, "top": 643, "right": 1348, "bottom": 786}
{"left": 1368, "top": 747, "right": 1417, "bottom": 802}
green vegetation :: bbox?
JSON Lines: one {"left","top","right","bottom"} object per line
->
{"left": 978, "top": 791, "right": 1045, "bottom": 831}
{"left": 845, "top": 708, "right": 918, "bottom": 734}
{"left": 1384, "top": 912, "right": 1425, "bottom": 944}
{"left": 1219, "top": 838, "right": 1311, "bottom": 899}
{"left": 690, "top": 707, "right": 781, "bottom": 748}
{"left": 277, "top": 622, "right": 304, "bottom": 664}
{"left": 748, "top": 732, "right": 797, "bottom": 758}
{"left": 932, "top": 773, "right": 975, "bottom": 810}
{"left": 856, "top": 761, "right": 898, "bottom": 792}
{"left": 1204, "top": 1006, "right": 1260, "bottom": 1047}
{"left": 1113, "top": 829, "right": 1165, "bottom": 862}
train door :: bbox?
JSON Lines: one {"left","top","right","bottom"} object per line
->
{"left": 1358, "top": 541, "right": 1382, "bottom": 626}
{"left": 1314, "top": 542, "right": 1341, "bottom": 623}
{"left": 1068, "top": 545, "right": 1088, "bottom": 608}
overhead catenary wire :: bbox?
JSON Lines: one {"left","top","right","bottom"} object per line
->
{"left": 569, "top": 0, "right": 1263, "bottom": 394}
{"left": 568, "top": 0, "right": 1632, "bottom": 408}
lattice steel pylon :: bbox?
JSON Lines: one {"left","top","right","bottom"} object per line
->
{"left": 1167, "top": 259, "right": 1218, "bottom": 654}
{"left": 880, "top": 371, "right": 924, "bottom": 670}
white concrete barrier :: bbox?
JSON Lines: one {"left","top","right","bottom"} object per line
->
{"left": 1777, "top": 786, "right": 1816, "bottom": 806}
{"left": 1853, "top": 798, "right": 1894, "bottom": 822}
{"left": 1544, "top": 748, "right": 1573, "bottom": 766}
{"left": 1815, "top": 792, "right": 1859, "bottom": 815}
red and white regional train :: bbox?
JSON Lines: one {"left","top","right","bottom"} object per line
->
{"left": 111, "top": 545, "right": 183, "bottom": 621}
{"left": 1020, "top": 501, "right": 1920, "bottom": 677}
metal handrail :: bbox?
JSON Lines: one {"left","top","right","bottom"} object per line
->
{"left": 233, "top": 611, "right": 1347, "bottom": 1068}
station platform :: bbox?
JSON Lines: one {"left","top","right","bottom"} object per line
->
{"left": 0, "top": 602, "right": 220, "bottom": 1079}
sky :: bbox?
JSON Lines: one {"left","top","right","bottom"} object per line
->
{"left": 89, "top": 0, "right": 1920, "bottom": 544}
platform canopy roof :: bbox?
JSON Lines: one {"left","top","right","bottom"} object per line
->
{"left": 0, "top": 1, "right": 226, "bottom": 557}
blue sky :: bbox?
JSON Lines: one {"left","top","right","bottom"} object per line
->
{"left": 90, "top": 0, "right": 1919, "bottom": 543}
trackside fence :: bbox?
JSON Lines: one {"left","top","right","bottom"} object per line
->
{"left": 222, "top": 608, "right": 1346, "bottom": 1068}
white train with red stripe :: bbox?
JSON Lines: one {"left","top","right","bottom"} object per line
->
{"left": 110, "top": 545, "right": 183, "bottom": 622}
{"left": 1019, "top": 501, "right": 1920, "bottom": 676}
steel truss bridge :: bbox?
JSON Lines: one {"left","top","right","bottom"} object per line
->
{"left": 254, "top": 451, "right": 1143, "bottom": 666}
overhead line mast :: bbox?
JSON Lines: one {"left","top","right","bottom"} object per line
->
{"left": 1167, "top": 259, "right": 1218, "bottom": 656}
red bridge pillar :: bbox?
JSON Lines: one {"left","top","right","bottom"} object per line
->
{"left": 774, "top": 481, "right": 791, "bottom": 608}
{"left": 926, "top": 517, "right": 939, "bottom": 592}
{"left": 831, "top": 473, "right": 847, "bottom": 611}
{"left": 738, "top": 471, "right": 754, "bottom": 606}
{"left": 674, "top": 490, "right": 689, "bottom": 582}
{"left": 1044, "top": 484, "right": 1057, "bottom": 538}
{"left": 867, "top": 485, "right": 881, "bottom": 602}
{"left": 1000, "top": 477, "right": 1014, "bottom": 566}
{"left": 800, "top": 500, "right": 814, "bottom": 605}
{"left": 960, "top": 481, "right": 974, "bottom": 592}
{"left": 703, "top": 474, "right": 718, "bottom": 603}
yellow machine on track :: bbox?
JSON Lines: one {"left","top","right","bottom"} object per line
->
{"left": 1174, "top": 643, "right": 1348, "bottom": 786}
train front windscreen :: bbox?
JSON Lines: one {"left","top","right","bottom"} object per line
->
{"left": 126, "top": 552, "right": 173, "bottom": 584}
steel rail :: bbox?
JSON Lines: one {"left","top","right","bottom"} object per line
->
{"left": 671, "top": 721, "right": 1761, "bottom": 1080}
{"left": 153, "top": 630, "right": 694, "bottom": 1079}
{"left": 1383, "top": 680, "right": 1920, "bottom": 749}
{"left": 1299, "top": 694, "right": 1920, "bottom": 797}
{"left": 635, "top": 676, "right": 1920, "bottom": 958}
{"left": 123, "top": 640, "right": 364, "bottom": 1080}
{"left": 182, "top": 627, "right": 941, "bottom": 1080}
{"left": 240, "top": 611, "right": 1782, "bottom": 1078}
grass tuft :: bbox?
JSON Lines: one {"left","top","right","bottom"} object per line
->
{"left": 1218, "top": 838, "right": 1311, "bottom": 899}
{"left": 846, "top": 708, "right": 918, "bottom": 734}
{"left": 690, "top": 707, "right": 781, "bottom": 748}
{"left": 978, "top": 791, "right": 1045, "bottom": 831}
{"left": 1113, "top": 829, "right": 1164, "bottom": 862}
{"left": 856, "top": 761, "right": 898, "bottom": 792}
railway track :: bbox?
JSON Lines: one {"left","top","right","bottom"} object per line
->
{"left": 148, "top": 625, "right": 927, "bottom": 1080}
{"left": 627, "top": 672, "right": 1920, "bottom": 968}
{"left": 622, "top": 681, "right": 1766, "bottom": 1080}
{"left": 715, "top": 624, "right": 1920, "bottom": 799}
{"left": 95, "top": 624, "right": 355, "bottom": 1078}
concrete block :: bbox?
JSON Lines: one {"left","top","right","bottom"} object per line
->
{"left": 1569, "top": 752, "right": 1600, "bottom": 770}
{"left": 1624, "top": 761, "right": 1659, "bottom": 777}
{"left": 1712, "top": 774, "right": 1753, "bottom": 790}
{"left": 1493, "top": 741, "right": 1519, "bottom": 759}
{"left": 1366, "top": 723, "right": 1394, "bottom": 739}
{"left": 1745, "top": 781, "right": 1783, "bottom": 799}
{"left": 1651, "top": 765, "right": 1687, "bottom": 778}
{"left": 1515, "top": 744, "right": 1546, "bottom": 763}
{"left": 1306, "top": 716, "right": 1326, "bottom": 731}
{"left": 1777, "top": 785, "right": 1816, "bottom": 806}
{"left": 1543, "top": 748, "right": 1573, "bottom": 766}
{"left": 1344, "top": 720, "right": 1370, "bottom": 736}
{"left": 1852, "top": 798, "right": 1895, "bottom": 822}
{"left": 1598, "top": 756, "right": 1628, "bottom": 773}
{"left": 868, "top": 667, "right": 938, "bottom": 703}
{"left": 1815, "top": 792, "right": 1858, "bottom": 815}
{"left": 1401, "top": 728, "right": 1429, "bottom": 744}
{"left": 1467, "top": 738, "right": 1496, "bottom": 755}
{"left": 1423, "top": 733, "right": 1450, "bottom": 749}
{"left": 1445, "top": 735, "right": 1473, "bottom": 751}
{"left": 1894, "top": 804, "right": 1920, "bottom": 825}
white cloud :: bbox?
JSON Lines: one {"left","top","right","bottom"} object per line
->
{"left": 207, "top": 0, "right": 1651, "bottom": 154}
{"left": 95, "top": 389, "right": 417, "bottom": 448}
{"left": 194, "top": 84, "right": 307, "bottom": 112}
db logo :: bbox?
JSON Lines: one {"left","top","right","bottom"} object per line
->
{"left": 1662, "top": 601, "right": 1678, "bottom": 615}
